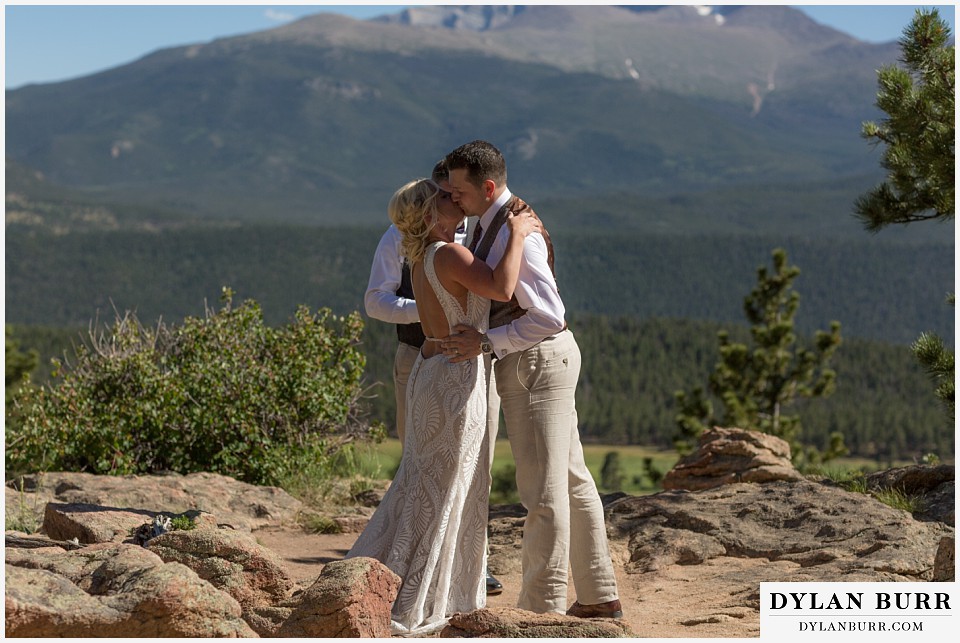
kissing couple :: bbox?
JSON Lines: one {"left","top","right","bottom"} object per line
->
{"left": 348, "top": 140, "right": 621, "bottom": 635}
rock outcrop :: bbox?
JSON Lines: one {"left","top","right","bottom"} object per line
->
{"left": 4, "top": 450, "right": 954, "bottom": 638}
{"left": 487, "top": 503, "right": 528, "bottom": 578}
{"left": 43, "top": 502, "right": 157, "bottom": 544}
{"left": 934, "top": 535, "right": 955, "bottom": 581}
{"left": 663, "top": 427, "right": 805, "bottom": 491}
{"left": 8, "top": 471, "right": 302, "bottom": 533}
{"left": 606, "top": 479, "right": 952, "bottom": 578}
{"left": 5, "top": 543, "right": 256, "bottom": 637}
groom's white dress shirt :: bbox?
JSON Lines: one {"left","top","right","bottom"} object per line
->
{"left": 364, "top": 223, "right": 467, "bottom": 324}
{"left": 475, "top": 188, "right": 566, "bottom": 359}
{"left": 364, "top": 224, "right": 419, "bottom": 324}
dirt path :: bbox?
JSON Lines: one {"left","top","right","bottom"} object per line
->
{"left": 254, "top": 527, "right": 763, "bottom": 638}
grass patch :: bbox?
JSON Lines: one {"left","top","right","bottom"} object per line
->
{"left": 4, "top": 474, "right": 45, "bottom": 534}
{"left": 299, "top": 512, "right": 342, "bottom": 535}
{"left": 353, "top": 438, "right": 680, "bottom": 497}
{"left": 815, "top": 466, "right": 870, "bottom": 493}
{"left": 277, "top": 441, "right": 393, "bottom": 512}
{"left": 872, "top": 488, "right": 927, "bottom": 514}
{"left": 814, "top": 464, "right": 929, "bottom": 515}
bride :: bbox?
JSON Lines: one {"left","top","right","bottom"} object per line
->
{"left": 345, "top": 175, "right": 537, "bottom": 635}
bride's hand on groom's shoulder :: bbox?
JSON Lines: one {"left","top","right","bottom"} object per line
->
{"left": 507, "top": 211, "right": 541, "bottom": 237}
{"left": 441, "top": 324, "right": 482, "bottom": 363}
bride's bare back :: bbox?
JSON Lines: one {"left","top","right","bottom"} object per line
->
{"left": 412, "top": 252, "right": 465, "bottom": 359}
{"left": 413, "top": 210, "right": 539, "bottom": 359}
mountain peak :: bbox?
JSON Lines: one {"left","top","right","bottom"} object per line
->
{"left": 371, "top": 5, "right": 856, "bottom": 44}
{"left": 371, "top": 5, "right": 641, "bottom": 32}
{"left": 718, "top": 5, "right": 856, "bottom": 44}
{"left": 372, "top": 5, "right": 528, "bottom": 31}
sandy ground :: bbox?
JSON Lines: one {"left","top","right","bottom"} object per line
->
{"left": 254, "top": 526, "right": 766, "bottom": 638}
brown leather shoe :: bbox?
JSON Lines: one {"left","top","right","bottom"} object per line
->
{"left": 566, "top": 599, "right": 623, "bottom": 619}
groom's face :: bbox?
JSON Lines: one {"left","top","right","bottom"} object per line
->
{"left": 448, "top": 169, "right": 490, "bottom": 218}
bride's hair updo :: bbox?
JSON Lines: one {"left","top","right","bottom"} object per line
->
{"left": 388, "top": 178, "right": 441, "bottom": 264}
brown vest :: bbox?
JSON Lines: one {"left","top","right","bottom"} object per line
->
{"left": 473, "top": 196, "right": 558, "bottom": 330}
{"left": 395, "top": 260, "right": 425, "bottom": 348}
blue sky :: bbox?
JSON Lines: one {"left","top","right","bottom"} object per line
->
{"left": 4, "top": 3, "right": 957, "bottom": 89}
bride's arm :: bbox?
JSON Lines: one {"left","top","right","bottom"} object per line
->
{"left": 436, "top": 212, "right": 538, "bottom": 301}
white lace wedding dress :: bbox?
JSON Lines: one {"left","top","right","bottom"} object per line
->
{"left": 346, "top": 241, "right": 491, "bottom": 636}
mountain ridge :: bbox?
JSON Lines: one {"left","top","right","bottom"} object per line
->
{"left": 2, "top": 5, "right": 915, "bottom": 225}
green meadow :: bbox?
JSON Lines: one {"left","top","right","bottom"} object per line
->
{"left": 356, "top": 438, "right": 683, "bottom": 498}
{"left": 351, "top": 438, "right": 915, "bottom": 503}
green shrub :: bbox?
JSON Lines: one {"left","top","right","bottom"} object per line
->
{"left": 5, "top": 326, "right": 39, "bottom": 443}
{"left": 169, "top": 515, "right": 196, "bottom": 531}
{"left": 300, "top": 512, "right": 342, "bottom": 534}
{"left": 5, "top": 288, "right": 383, "bottom": 486}
{"left": 490, "top": 463, "right": 519, "bottom": 505}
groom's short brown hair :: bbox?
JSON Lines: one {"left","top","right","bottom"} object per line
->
{"left": 445, "top": 140, "right": 507, "bottom": 188}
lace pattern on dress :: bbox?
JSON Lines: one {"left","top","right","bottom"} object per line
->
{"left": 344, "top": 240, "right": 492, "bottom": 636}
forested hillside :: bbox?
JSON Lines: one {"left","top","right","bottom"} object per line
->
{"left": 358, "top": 315, "right": 950, "bottom": 463}
{"left": 14, "top": 313, "right": 948, "bottom": 464}
{"left": 6, "top": 224, "right": 952, "bottom": 346}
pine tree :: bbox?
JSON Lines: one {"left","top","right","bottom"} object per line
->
{"left": 855, "top": 8, "right": 954, "bottom": 229}
{"left": 600, "top": 451, "right": 625, "bottom": 492}
{"left": 912, "top": 309, "right": 955, "bottom": 422}
{"left": 675, "top": 249, "right": 843, "bottom": 464}
{"left": 856, "top": 8, "right": 954, "bottom": 423}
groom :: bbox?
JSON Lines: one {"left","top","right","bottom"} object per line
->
{"left": 440, "top": 140, "right": 621, "bottom": 618}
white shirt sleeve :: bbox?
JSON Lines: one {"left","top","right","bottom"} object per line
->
{"left": 363, "top": 225, "right": 420, "bottom": 324}
{"left": 483, "top": 229, "right": 566, "bottom": 357}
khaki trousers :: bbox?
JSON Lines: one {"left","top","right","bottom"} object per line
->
{"left": 483, "top": 353, "right": 500, "bottom": 465}
{"left": 393, "top": 342, "right": 421, "bottom": 445}
{"left": 493, "top": 329, "right": 618, "bottom": 613}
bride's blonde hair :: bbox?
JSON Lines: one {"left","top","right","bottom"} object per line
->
{"left": 388, "top": 178, "right": 442, "bottom": 264}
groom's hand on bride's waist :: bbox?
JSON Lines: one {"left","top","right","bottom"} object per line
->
{"left": 441, "top": 325, "right": 482, "bottom": 363}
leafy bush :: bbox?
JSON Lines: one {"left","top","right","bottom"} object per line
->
{"left": 6, "top": 288, "right": 383, "bottom": 486}
{"left": 169, "top": 515, "right": 196, "bottom": 531}
{"left": 5, "top": 326, "right": 39, "bottom": 442}
{"left": 5, "top": 325, "right": 37, "bottom": 405}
